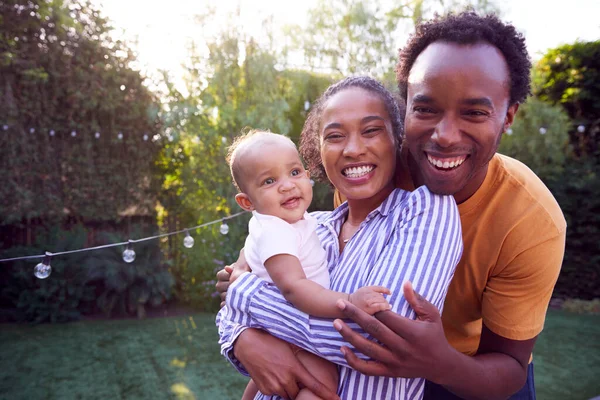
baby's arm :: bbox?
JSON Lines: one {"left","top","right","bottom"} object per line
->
{"left": 265, "top": 254, "right": 390, "bottom": 318}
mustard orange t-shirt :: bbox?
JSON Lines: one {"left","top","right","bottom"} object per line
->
{"left": 334, "top": 152, "right": 566, "bottom": 356}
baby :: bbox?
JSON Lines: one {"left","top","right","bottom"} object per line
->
{"left": 226, "top": 130, "right": 391, "bottom": 400}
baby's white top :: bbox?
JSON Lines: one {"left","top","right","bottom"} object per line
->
{"left": 244, "top": 211, "right": 330, "bottom": 289}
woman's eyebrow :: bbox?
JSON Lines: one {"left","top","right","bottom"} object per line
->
{"left": 323, "top": 122, "right": 342, "bottom": 130}
{"left": 361, "top": 116, "right": 385, "bottom": 123}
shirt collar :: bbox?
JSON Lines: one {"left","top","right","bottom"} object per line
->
{"left": 320, "top": 188, "right": 405, "bottom": 227}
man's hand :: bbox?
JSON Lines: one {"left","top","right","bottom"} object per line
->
{"left": 215, "top": 249, "right": 250, "bottom": 308}
{"left": 234, "top": 329, "right": 339, "bottom": 400}
{"left": 333, "top": 281, "right": 453, "bottom": 384}
{"left": 348, "top": 286, "right": 392, "bottom": 315}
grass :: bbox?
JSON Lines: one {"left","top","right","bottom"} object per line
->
{"left": 0, "top": 309, "right": 598, "bottom": 400}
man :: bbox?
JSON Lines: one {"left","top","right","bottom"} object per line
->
{"left": 217, "top": 12, "right": 566, "bottom": 400}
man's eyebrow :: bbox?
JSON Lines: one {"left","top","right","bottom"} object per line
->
{"left": 412, "top": 94, "right": 434, "bottom": 103}
{"left": 462, "top": 97, "right": 494, "bottom": 108}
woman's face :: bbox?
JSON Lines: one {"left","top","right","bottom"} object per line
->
{"left": 319, "top": 87, "right": 397, "bottom": 202}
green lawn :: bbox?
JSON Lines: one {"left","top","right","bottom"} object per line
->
{"left": 0, "top": 309, "right": 598, "bottom": 400}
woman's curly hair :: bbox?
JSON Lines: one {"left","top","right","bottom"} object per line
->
{"left": 396, "top": 11, "right": 532, "bottom": 106}
{"left": 299, "top": 76, "right": 404, "bottom": 183}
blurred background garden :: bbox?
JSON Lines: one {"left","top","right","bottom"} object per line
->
{"left": 0, "top": 0, "right": 598, "bottom": 399}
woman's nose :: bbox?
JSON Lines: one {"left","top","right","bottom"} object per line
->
{"left": 342, "top": 134, "right": 366, "bottom": 157}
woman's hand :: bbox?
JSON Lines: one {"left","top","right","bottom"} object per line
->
{"left": 234, "top": 329, "right": 340, "bottom": 400}
{"left": 215, "top": 249, "right": 250, "bottom": 307}
{"left": 333, "top": 281, "right": 453, "bottom": 384}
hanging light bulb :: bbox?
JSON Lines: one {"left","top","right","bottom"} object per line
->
{"left": 117, "top": 132, "right": 123, "bottom": 140}
{"left": 2, "top": 125, "right": 8, "bottom": 131}
{"left": 577, "top": 125, "right": 585, "bottom": 133}
{"left": 29, "top": 128, "right": 35, "bottom": 134}
{"left": 506, "top": 128, "right": 513, "bottom": 135}
{"left": 539, "top": 127, "right": 547, "bottom": 135}
{"left": 183, "top": 230, "right": 195, "bottom": 248}
{"left": 122, "top": 240, "right": 136, "bottom": 263}
{"left": 49, "top": 129, "right": 55, "bottom": 136}
{"left": 95, "top": 132, "right": 101, "bottom": 139}
{"left": 34, "top": 252, "right": 52, "bottom": 279}
{"left": 143, "top": 133, "right": 148, "bottom": 141}
{"left": 219, "top": 220, "right": 229, "bottom": 235}
{"left": 71, "top": 130, "right": 77, "bottom": 137}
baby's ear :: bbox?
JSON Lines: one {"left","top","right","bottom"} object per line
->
{"left": 235, "top": 193, "right": 254, "bottom": 211}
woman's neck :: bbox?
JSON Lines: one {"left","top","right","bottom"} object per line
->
{"left": 345, "top": 183, "right": 395, "bottom": 225}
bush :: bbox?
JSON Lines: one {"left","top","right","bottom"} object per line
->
{"left": 0, "top": 224, "right": 174, "bottom": 323}
{"left": 546, "top": 157, "right": 600, "bottom": 300}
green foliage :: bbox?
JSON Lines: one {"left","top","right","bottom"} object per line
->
{"left": 534, "top": 41, "right": 600, "bottom": 156}
{"left": 546, "top": 158, "right": 600, "bottom": 300}
{"left": 0, "top": 0, "right": 162, "bottom": 224}
{"left": 498, "top": 98, "right": 572, "bottom": 179}
{"left": 284, "top": 0, "right": 502, "bottom": 79}
{"left": 1, "top": 225, "right": 95, "bottom": 323}
{"left": 0, "top": 224, "right": 174, "bottom": 323}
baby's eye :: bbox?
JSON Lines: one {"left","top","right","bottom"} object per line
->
{"left": 263, "top": 178, "right": 275, "bottom": 185}
{"left": 291, "top": 169, "right": 301, "bottom": 176}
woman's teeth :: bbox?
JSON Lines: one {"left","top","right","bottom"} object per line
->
{"left": 427, "top": 155, "right": 467, "bottom": 170}
{"left": 343, "top": 165, "right": 374, "bottom": 178}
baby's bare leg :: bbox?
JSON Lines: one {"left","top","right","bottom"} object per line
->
{"left": 295, "top": 349, "right": 338, "bottom": 400}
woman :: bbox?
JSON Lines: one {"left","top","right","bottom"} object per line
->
{"left": 216, "top": 76, "right": 463, "bottom": 399}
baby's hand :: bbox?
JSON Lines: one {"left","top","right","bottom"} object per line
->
{"left": 348, "top": 286, "right": 392, "bottom": 315}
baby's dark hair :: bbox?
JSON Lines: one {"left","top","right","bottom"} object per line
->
{"left": 226, "top": 129, "right": 296, "bottom": 192}
{"left": 396, "top": 11, "right": 532, "bottom": 105}
{"left": 299, "top": 76, "right": 404, "bottom": 183}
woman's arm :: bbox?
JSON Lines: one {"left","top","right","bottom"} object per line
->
{"left": 219, "top": 187, "right": 462, "bottom": 367}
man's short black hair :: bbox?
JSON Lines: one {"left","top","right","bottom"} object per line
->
{"left": 396, "top": 11, "right": 532, "bottom": 105}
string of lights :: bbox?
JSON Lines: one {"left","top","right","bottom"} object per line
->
{"left": 0, "top": 211, "right": 248, "bottom": 279}
{"left": 2, "top": 123, "right": 589, "bottom": 139}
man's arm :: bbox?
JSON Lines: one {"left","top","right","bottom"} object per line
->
{"left": 334, "top": 230, "right": 565, "bottom": 400}
{"left": 333, "top": 286, "right": 534, "bottom": 400}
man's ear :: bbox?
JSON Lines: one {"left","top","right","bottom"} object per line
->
{"left": 504, "top": 103, "right": 519, "bottom": 132}
{"left": 235, "top": 193, "right": 254, "bottom": 211}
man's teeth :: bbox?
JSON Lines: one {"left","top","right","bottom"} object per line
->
{"left": 343, "top": 165, "right": 374, "bottom": 178}
{"left": 427, "top": 155, "right": 467, "bottom": 170}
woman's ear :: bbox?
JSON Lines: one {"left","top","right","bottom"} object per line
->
{"left": 305, "top": 170, "right": 310, "bottom": 178}
{"left": 235, "top": 193, "right": 255, "bottom": 211}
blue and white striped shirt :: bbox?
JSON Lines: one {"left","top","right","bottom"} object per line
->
{"left": 217, "top": 187, "right": 463, "bottom": 399}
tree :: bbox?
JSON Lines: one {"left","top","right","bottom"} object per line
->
{"left": 498, "top": 97, "right": 572, "bottom": 180}
{"left": 0, "top": 0, "right": 162, "bottom": 224}
{"left": 534, "top": 41, "right": 600, "bottom": 157}
{"left": 283, "top": 0, "right": 502, "bottom": 85}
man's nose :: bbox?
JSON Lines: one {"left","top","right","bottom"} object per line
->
{"left": 432, "top": 117, "right": 461, "bottom": 148}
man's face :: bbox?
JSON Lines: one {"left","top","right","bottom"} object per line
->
{"left": 404, "top": 42, "right": 518, "bottom": 203}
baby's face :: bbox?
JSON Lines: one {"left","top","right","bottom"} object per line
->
{"left": 241, "top": 142, "right": 313, "bottom": 224}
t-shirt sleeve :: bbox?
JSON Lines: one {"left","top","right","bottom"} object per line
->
{"left": 482, "top": 228, "right": 566, "bottom": 340}
{"left": 254, "top": 217, "right": 300, "bottom": 264}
